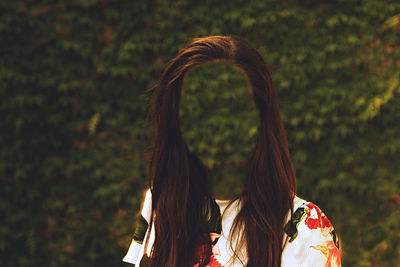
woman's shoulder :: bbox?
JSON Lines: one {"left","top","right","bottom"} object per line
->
{"left": 282, "top": 195, "right": 341, "bottom": 266}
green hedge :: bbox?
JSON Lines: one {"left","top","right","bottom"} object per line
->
{"left": 0, "top": 0, "right": 399, "bottom": 266}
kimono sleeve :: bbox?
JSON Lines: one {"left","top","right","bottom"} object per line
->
{"left": 282, "top": 201, "right": 341, "bottom": 267}
{"left": 122, "top": 189, "right": 152, "bottom": 265}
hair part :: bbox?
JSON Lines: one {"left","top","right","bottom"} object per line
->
{"left": 147, "top": 35, "right": 296, "bottom": 267}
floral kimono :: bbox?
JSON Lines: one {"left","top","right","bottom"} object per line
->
{"left": 122, "top": 189, "right": 341, "bottom": 267}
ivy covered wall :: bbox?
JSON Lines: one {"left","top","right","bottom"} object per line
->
{"left": 1, "top": 0, "right": 399, "bottom": 266}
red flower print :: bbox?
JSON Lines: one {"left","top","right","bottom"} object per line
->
{"left": 311, "top": 240, "right": 341, "bottom": 267}
{"left": 193, "top": 233, "right": 224, "bottom": 267}
{"left": 304, "top": 202, "right": 333, "bottom": 236}
{"left": 193, "top": 254, "right": 224, "bottom": 267}
{"left": 207, "top": 255, "right": 224, "bottom": 267}
{"left": 322, "top": 214, "right": 332, "bottom": 228}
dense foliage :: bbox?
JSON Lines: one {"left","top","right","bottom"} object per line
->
{"left": 1, "top": 0, "right": 399, "bottom": 266}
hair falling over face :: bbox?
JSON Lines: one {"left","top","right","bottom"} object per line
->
{"left": 146, "top": 35, "right": 297, "bottom": 267}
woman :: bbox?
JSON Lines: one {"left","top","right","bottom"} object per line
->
{"left": 122, "top": 35, "right": 341, "bottom": 267}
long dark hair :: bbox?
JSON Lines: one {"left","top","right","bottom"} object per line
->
{"left": 147, "top": 35, "right": 296, "bottom": 267}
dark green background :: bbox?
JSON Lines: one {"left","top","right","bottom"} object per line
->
{"left": 1, "top": 0, "right": 399, "bottom": 266}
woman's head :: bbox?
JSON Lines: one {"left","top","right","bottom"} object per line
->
{"left": 147, "top": 35, "right": 296, "bottom": 267}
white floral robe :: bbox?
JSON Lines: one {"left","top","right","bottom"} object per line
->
{"left": 123, "top": 189, "right": 341, "bottom": 267}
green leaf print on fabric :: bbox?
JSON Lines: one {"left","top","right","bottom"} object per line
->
{"left": 284, "top": 207, "right": 307, "bottom": 243}
{"left": 203, "top": 197, "right": 223, "bottom": 243}
{"left": 133, "top": 215, "right": 149, "bottom": 245}
{"left": 331, "top": 230, "right": 340, "bottom": 249}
